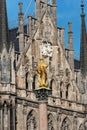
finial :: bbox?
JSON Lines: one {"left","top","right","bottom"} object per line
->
{"left": 68, "top": 22, "right": 72, "bottom": 33}
{"left": 81, "top": 0, "right": 84, "bottom": 14}
{"left": 18, "top": 2, "right": 23, "bottom": 14}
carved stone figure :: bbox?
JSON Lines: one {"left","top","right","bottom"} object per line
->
{"left": 40, "top": 41, "right": 53, "bottom": 57}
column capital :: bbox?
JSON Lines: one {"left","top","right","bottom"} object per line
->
{"left": 34, "top": 87, "right": 51, "bottom": 101}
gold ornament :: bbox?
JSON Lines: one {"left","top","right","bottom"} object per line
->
{"left": 36, "top": 58, "right": 48, "bottom": 88}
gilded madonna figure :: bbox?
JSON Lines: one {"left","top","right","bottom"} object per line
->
{"left": 36, "top": 58, "right": 48, "bottom": 88}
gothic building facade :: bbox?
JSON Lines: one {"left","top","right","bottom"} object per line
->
{"left": 0, "top": 0, "right": 87, "bottom": 130}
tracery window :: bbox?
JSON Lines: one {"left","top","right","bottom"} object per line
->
{"left": 27, "top": 111, "right": 37, "bottom": 130}
{"left": 32, "top": 75, "right": 37, "bottom": 91}
{"left": 66, "top": 84, "right": 70, "bottom": 99}
{"left": 50, "top": 79, "right": 56, "bottom": 96}
{"left": 79, "top": 124, "right": 84, "bottom": 130}
{"left": 48, "top": 114, "right": 54, "bottom": 130}
{"left": 2, "top": 56, "right": 7, "bottom": 81}
{"left": 26, "top": 73, "right": 28, "bottom": 90}
{"left": 61, "top": 117, "right": 71, "bottom": 130}
{"left": 60, "top": 82, "right": 64, "bottom": 98}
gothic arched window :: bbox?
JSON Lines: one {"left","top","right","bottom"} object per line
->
{"left": 61, "top": 117, "right": 71, "bottom": 130}
{"left": 32, "top": 75, "right": 37, "bottom": 91}
{"left": 50, "top": 79, "right": 56, "bottom": 96}
{"left": 66, "top": 84, "right": 70, "bottom": 99}
{"left": 27, "top": 110, "right": 37, "bottom": 130}
{"left": 66, "top": 84, "right": 72, "bottom": 100}
{"left": 48, "top": 114, "right": 55, "bottom": 130}
{"left": 26, "top": 72, "right": 28, "bottom": 90}
{"left": 60, "top": 82, "right": 64, "bottom": 98}
{"left": 58, "top": 48, "right": 61, "bottom": 67}
{"left": 79, "top": 124, "right": 84, "bottom": 130}
{"left": 2, "top": 56, "right": 7, "bottom": 81}
{"left": 85, "top": 121, "right": 87, "bottom": 130}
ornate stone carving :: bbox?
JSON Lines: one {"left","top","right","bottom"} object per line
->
{"left": 61, "top": 117, "right": 71, "bottom": 130}
{"left": 40, "top": 41, "right": 53, "bottom": 57}
{"left": 35, "top": 88, "right": 51, "bottom": 101}
{"left": 73, "top": 116, "right": 77, "bottom": 130}
{"left": 48, "top": 114, "right": 54, "bottom": 130}
{"left": 27, "top": 111, "right": 37, "bottom": 130}
{"left": 60, "top": 109, "right": 73, "bottom": 116}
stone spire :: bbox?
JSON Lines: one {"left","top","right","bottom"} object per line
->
{"left": 0, "top": 0, "right": 9, "bottom": 53}
{"left": 80, "top": 0, "right": 87, "bottom": 77}
{"left": 68, "top": 22, "right": 74, "bottom": 71}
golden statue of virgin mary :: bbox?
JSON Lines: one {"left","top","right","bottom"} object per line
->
{"left": 36, "top": 58, "right": 48, "bottom": 88}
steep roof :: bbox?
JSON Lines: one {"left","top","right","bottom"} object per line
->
{"left": 9, "top": 25, "right": 27, "bottom": 52}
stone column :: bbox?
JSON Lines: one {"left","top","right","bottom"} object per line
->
{"left": 35, "top": 88, "right": 51, "bottom": 130}
{"left": 39, "top": 100, "right": 48, "bottom": 130}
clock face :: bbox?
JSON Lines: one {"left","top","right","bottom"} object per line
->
{"left": 40, "top": 41, "right": 53, "bottom": 57}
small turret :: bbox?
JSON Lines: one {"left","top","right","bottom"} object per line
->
{"left": 68, "top": 22, "right": 74, "bottom": 71}
{"left": 80, "top": 0, "right": 87, "bottom": 77}
{"left": 18, "top": 2, "right": 24, "bottom": 53}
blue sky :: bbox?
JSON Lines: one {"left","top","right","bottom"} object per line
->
{"left": 6, "top": 0, "right": 87, "bottom": 59}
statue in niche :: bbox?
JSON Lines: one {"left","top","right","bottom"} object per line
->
{"left": 36, "top": 58, "right": 48, "bottom": 88}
